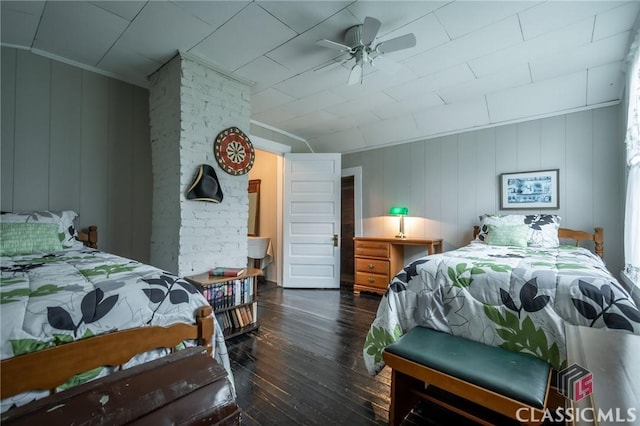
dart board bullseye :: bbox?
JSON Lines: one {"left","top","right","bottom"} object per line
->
{"left": 213, "top": 127, "right": 255, "bottom": 176}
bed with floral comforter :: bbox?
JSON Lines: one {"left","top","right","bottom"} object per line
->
{"left": 0, "top": 246, "right": 233, "bottom": 412}
{"left": 363, "top": 242, "right": 640, "bottom": 376}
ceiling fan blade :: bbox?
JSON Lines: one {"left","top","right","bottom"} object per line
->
{"left": 316, "top": 39, "right": 353, "bottom": 53}
{"left": 361, "top": 16, "right": 381, "bottom": 45}
{"left": 375, "top": 33, "right": 416, "bottom": 54}
{"left": 348, "top": 63, "right": 363, "bottom": 85}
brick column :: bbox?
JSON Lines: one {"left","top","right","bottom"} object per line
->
{"left": 149, "top": 54, "right": 251, "bottom": 275}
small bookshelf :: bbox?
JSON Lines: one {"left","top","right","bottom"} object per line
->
{"left": 185, "top": 268, "right": 261, "bottom": 340}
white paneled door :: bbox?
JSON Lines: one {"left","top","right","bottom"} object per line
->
{"left": 282, "top": 153, "right": 341, "bottom": 288}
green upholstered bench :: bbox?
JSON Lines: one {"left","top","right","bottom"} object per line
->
{"left": 382, "top": 326, "right": 552, "bottom": 426}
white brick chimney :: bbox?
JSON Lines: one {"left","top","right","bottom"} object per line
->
{"left": 149, "top": 53, "right": 250, "bottom": 276}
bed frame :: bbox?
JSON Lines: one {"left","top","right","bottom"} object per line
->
{"left": 472, "top": 226, "right": 604, "bottom": 258}
{"left": 0, "top": 226, "right": 215, "bottom": 400}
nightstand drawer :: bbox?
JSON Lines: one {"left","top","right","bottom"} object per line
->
{"left": 355, "top": 241, "right": 390, "bottom": 258}
{"left": 355, "top": 272, "right": 390, "bottom": 289}
{"left": 355, "top": 258, "right": 389, "bottom": 274}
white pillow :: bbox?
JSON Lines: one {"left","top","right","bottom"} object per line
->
{"left": 477, "top": 214, "right": 561, "bottom": 248}
{"left": 0, "top": 210, "right": 84, "bottom": 249}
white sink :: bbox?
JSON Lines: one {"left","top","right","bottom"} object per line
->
{"left": 248, "top": 236, "right": 270, "bottom": 259}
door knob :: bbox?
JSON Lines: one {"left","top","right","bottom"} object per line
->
{"left": 333, "top": 234, "right": 339, "bottom": 247}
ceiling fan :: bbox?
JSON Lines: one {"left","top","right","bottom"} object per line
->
{"left": 316, "top": 17, "right": 416, "bottom": 85}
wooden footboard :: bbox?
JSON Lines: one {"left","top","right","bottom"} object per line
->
{"left": 0, "top": 305, "right": 214, "bottom": 399}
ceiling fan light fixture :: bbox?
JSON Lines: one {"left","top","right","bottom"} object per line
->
{"left": 317, "top": 16, "right": 416, "bottom": 85}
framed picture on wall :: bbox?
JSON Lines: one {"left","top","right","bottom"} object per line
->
{"left": 499, "top": 169, "right": 559, "bottom": 210}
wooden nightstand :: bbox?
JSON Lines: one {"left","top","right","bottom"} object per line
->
{"left": 353, "top": 237, "right": 443, "bottom": 295}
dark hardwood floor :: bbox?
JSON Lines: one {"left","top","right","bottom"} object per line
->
{"left": 225, "top": 283, "right": 392, "bottom": 425}
{"left": 225, "top": 283, "right": 560, "bottom": 426}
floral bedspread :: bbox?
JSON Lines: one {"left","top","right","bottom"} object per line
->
{"left": 363, "top": 242, "right": 640, "bottom": 375}
{"left": 0, "top": 247, "right": 233, "bottom": 412}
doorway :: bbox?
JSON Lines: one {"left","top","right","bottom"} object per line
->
{"left": 341, "top": 175, "right": 355, "bottom": 286}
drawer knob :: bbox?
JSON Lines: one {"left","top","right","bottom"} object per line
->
{"left": 368, "top": 264, "right": 375, "bottom": 269}
{"left": 368, "top": 278, "right": 375, "bottom": 283}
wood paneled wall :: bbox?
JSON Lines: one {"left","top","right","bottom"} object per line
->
{"left": 1, "top": 47, "right": 151, "bottom": 263}
{"left": 343, "top": 106, "right": 625, "bottom": 278}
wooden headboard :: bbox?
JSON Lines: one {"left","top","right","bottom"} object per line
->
{"left": 76, "top": 226, "right": 98, "bottom": 249}
{"left": 472, "top": 226, "right": 604, "bottom": 258}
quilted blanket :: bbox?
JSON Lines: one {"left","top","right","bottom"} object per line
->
{"left": 363, "top": 242, "right": 640, "bottom": 376}
{"left": 0, "top": 247, "right": 232, "bottom": 412}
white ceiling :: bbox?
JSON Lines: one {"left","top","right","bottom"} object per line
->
{"left": 2, "top": 1, "right": 638, "bottom": 153}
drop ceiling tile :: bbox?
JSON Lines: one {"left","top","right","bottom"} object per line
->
{"left": 530, "top": 31, "right": 629, "bottom": 82}
{"left": 114, "top": 2, "right": 214, "bottom": 66}
{"left": 33, "top": 2, "right": 129, "bottom": 66}
{"left": 437, "top": 63, "right": 531, "bottom": 104}
{"left": 327, "top": 65, "right": 418, "bottom": 102}
{"left": 360, "top": 115, "right": 421, "bottom": 148}
{"left": 487, "top": 72, "right": 587, "bottom": 123}
{"left": 414, "top": 98, "right": 490, "bottom": 137}
{"left": 190, "top": 3, "right": 297, "bottom": 71}
{"left": 258, "top": 1, "right": 352, "bottom": 34}
{"left": 309, "top": 127, "right": 367, "bottom": 153}
{"left": 266, "top": 9, "right": 361, "bottom": 75}
{"left": 170, "top": 1, "right": 250, "bottom": 29}
{"left": 384, "top": 63, "right": 475, "bottom": 101}
{"left": 280, "top": 91, "right": 345, "bottom": 116}
{"left": 98, "top": 46, "right": 162, "bottom": 83}
{"left": 587, "top": 61, "right": 624, "bottom": 104}
{"left": 279, "top": 110, "right": 338, "bottom": 133}
{"left": 273, "top": 66, "right": 345, "bottom": 99}
{"left": 235, "top": 56, "right": 295, "bottom": 92}
{"left": 330, "top": 111, "right": 381, "bottom": 130}
{"left": 251, "top": 107, "right": 297, "bottom": 127}
{"left": 328, "top": 91, "right": 396, "bottom": 117}
{"left": 518, "top": 1, "right": 623, "bottom": 40}
{"left": 91, "top": 1, "right": 146, "bottom": 21}
{"left": 0, "top": 1, "right": 45, "bottom": 46}
{"left": 346, "top": 1, "right": 445, "bottom": 38}
{"left": 469, "top": 17, "right": 593, "bottom": 78}
{"left": 435, "top": 1, "right": 539, "bottom": 39}
{"left": 372, "top": 93, "right": 444, "bottom": 120}
{"left": 404, "top": 16, "right": 523, "bottom": 77}
{"left": 593, "top": 2, "right": 640, "bottom": 40}
{"left": 251, "top": 88, "right": 296, "bottom": 114}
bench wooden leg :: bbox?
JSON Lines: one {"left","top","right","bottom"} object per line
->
{"left": 389, "top": 369, "right": 423, "bottom": 426}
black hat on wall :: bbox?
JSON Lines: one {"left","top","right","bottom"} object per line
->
{"left": 186, "top": 164, "right": 224, "bottom": 203}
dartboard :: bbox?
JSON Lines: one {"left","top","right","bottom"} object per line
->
{"left": 213, "top": 127, "right": 255, "bottom": 176}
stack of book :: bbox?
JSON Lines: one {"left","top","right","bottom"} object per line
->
{"left": 201, "top": 277, "right": 254, "bottom": 310}
{"left": 216, "top": 306, "right": 254, "bottom": 332}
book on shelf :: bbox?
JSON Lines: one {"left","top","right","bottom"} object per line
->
{"left": 209, "top": 267, "right": 245, "bottom": 277}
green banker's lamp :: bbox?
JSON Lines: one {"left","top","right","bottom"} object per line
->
{"left": 389, "top": 206, "right": 409, "bottom": 239}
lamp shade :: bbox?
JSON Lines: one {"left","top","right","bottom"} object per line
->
{"left": 389, "top": 206, "right": 408, "bottom": 216}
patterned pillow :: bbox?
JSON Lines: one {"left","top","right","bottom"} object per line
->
{"left": 0, "top": 210, "right": 83, "bottom": 249}
{"left": 477, "top": 214, "right": 561, "bottom": 248}
{"left": 0, "top": 223, "right": 64, "bottom": 255}
{"left": 484, "top": 224, "right": 530, "bottom": 247}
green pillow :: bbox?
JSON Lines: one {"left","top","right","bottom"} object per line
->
{"left": 485, "top": 224, "right": 530, "bottom": 247}
{"left": 0, "top": 223, "right": 64, "bottom": 256}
